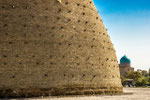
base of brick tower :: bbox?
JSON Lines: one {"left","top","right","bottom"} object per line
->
{"left": 0, "top": 85, "right": 123, "bottom": 98}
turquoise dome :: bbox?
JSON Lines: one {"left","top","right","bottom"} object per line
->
{"left": 120, "top": 55, "right": 131, "bottom": 64}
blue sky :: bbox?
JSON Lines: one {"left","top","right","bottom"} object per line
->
{"left": 93, "top": 0, "right": 150, "bottom": 71}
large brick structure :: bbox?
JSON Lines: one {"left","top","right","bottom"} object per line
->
{"left": 0, "top": 0, "right": 123, "bottom": 97}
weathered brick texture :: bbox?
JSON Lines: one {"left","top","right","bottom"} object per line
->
{"left": 0, "top": 0, "right": 123, "bottom": 98}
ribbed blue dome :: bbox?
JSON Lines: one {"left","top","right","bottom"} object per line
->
{"left": 120, "top": 55, "right": 131, "bottom": 64}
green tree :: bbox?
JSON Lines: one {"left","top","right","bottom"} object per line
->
{"left": 123, "top": 71, "right": 149, "bottom": 87}
{"left": 120, "top": 75, "right": 126, "bottom": 83}
{"left": 125, "top": 71, "right": 142, "bottom": 82}
{"left": 136, "top": 76, "right": 149, "bottom": 86}
{"left": 148, "top": 76, "right": 150, "bottom": 85}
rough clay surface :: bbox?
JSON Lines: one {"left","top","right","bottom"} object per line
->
{"left": 0, "top": 0, "right": 122, "bottom": 97}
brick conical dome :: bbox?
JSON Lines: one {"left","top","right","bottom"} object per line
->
{"left": 0, "top": 0, "right": 122, "bottom": 97}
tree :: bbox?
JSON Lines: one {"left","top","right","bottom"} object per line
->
{"left": 136, "top": 76, "right": 149, "bottom": 87}
{"left": 123, "top": 71, "right": 150, "bottom": 87}
{"left": 125, "top": 71, "right": 142, "bottom": 82}
{"left": 120, "top": 75, "right": 126, "bottom": 83}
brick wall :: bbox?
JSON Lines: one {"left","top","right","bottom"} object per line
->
{"left": 0, "top": 0, "right": 122, "bottom": 97}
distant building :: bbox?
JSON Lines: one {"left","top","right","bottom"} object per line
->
{"left": 137, "top": 69, "right": 148, "bottom": 76}
{"left": 142, "top": 70, "right": 148, "bottom": 76}
{"left": 137, "top": 69, "right": 142, "bottom": 72}
{"left": 119, "top": 55, "right": 134, "bottom": 76}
